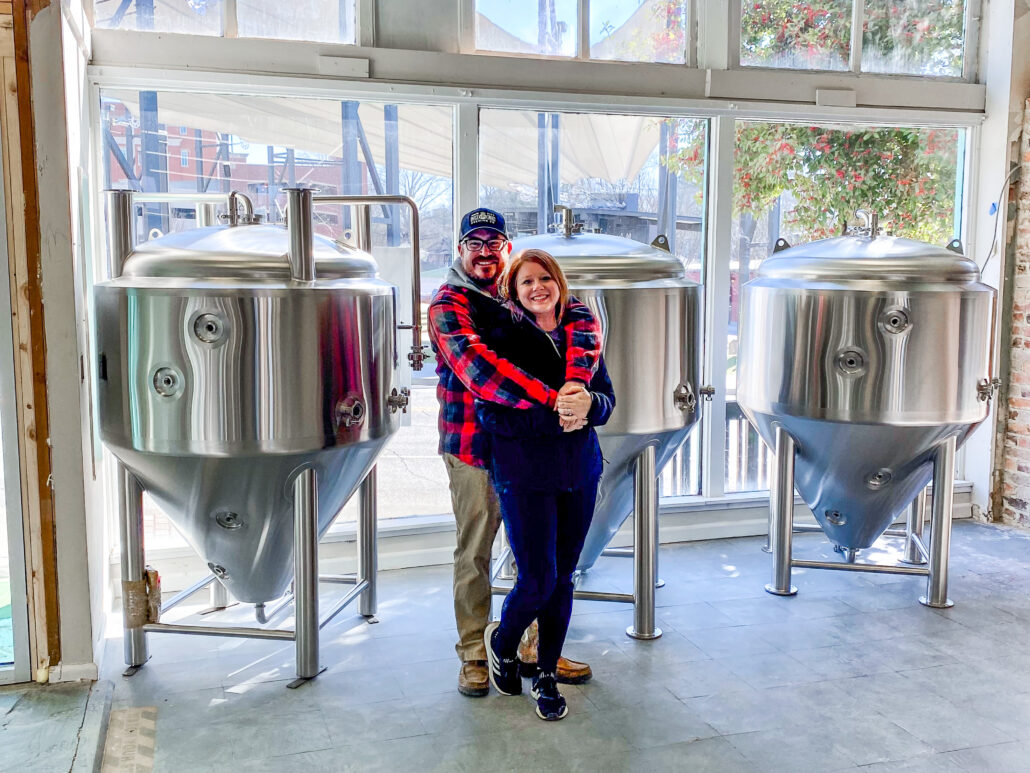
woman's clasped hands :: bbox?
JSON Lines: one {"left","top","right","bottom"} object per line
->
{"left": 556, "top": 381, "right": 592, "bottom": 432}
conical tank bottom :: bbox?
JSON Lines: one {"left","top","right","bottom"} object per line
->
{"left": 114, "top": 438, "right": 389, "bottom": 603}
{"left": 576, "top": 427, "right": 692, "bottom": 571}
{"left": 744, "top": 411, "right": 969, "bottom": 549}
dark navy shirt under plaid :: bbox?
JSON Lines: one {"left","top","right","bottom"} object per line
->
{"left": 429, "top": 280, "right": 601, "bottom": 469}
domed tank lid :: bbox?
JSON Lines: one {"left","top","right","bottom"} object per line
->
{"left": 757, "top": 212, "right": 978, "bottom": 283}
{"left": 513, "top": 231, "right": 693, "bottom": 283}
{"left": 511, "top": 206, "right": 694, "bottom": 284}
{"left": 121, "top": 224, "right": 377, "bottom": 281}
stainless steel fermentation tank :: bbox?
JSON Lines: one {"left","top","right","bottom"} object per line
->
{"left": 492, "top": 207, "right": 707, "bottom": 639}
{"left": 97, "top": 188, "right": 424, "bottom": 684}
{"left": 737, "top": 212, "right": 998, "bottom": 606}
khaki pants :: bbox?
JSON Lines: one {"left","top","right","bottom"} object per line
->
{"left": 444, "top": 453, "right": 501, "bottom": 662}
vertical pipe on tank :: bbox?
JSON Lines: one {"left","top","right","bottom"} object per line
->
{"left": 354, "top": 203, "right": 372, "bottom": 252}
{"left": 293, "top": 468, "right": 322, "bottom": 679}
{"left": 119, "top": 462, "right": 148, "bottom": 668}
{"left": 901, "top": 487, "right": 928, "bottom": 566}
{"left": 196, "top": 203, "right": 218, "bottom": 228}
{"left": 105, "top": 190, "right": 135, "bottom": 279}
{"left": 765, "top": 426, "right": 798, "bottom": 596}
{"left": 358, "top": 468, "right": 378, "bottom": 617}
{"left": 921, "top": 436, "right": 956, "bottom": 609}
{"left": 285, "top": 188, "right": 315, "bottom": 282}
{"left": 627, "top": 445, "right": 662, "bottom": 640}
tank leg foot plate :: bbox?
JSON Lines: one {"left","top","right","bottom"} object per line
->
{"left": 765, "top": 584, "right": 798, "bottom": 596}
{"left": 287, "top": 666, "right": 326, "bottom": 689}
{"left": 626, "top": 626, "right": 662, "bottom": 640}
{"left": 918, "top": 596, "right": 954, "bottom": 609}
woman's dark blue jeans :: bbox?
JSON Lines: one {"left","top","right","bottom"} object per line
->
{"left": 492, "top": 477, "right": 599, "bottom": 674}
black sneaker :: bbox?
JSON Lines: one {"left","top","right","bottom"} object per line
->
{"left": 531, "top": 672, "right": 568, "bottom": 721}
{"left": 484, "top": 621, "right": 522, "bottom": 696}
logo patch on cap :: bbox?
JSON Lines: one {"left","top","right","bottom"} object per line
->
{"left": 469, "top": 211, "right": 497, "bottom": 226}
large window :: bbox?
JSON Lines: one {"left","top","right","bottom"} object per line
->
{"left": 100, "top": 89, "right": 454, "bottom": 546}
{"left": 94, "top": 87, "right": 974, "bottom": 556}
{"left": 94, "top": 0, "right": 357, "bottom": 43}
{"left": 479, "top": 107, "right": 707, "bottom": 495}
{"left": 740, "top": 0, "right": 969, "bottom": 77}
{"left": 724, "top": 120, "right": 966, "bottom": 492}
{"left": 474, "top": 0, "right": 689, "bottom": 63}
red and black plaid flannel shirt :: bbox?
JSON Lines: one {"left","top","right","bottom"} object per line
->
{"left": 429, "top": 279, "right": 601, "bottom": 469}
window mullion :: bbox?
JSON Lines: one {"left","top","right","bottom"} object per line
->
{"left": 850, "top": 0, "right": 864, "bottom": 74}
{"left": 357, "top": 0, "right": 375, "bottom": 47}
{"left": 686, "top": 0, "right": 698, "bottom": 68}
{"left": 696, "top": 0, "right": 733, "bottom": 70}
{"left": 454, "top": 103, "right": 479, "bottom": 241}
{"left": 578, "top": 0, "right": 590, "bottom": 60}
{"left": 459, "top": 0, "right": 475, "bottom": 53}
{"left": 962, "top": 0, "right": 981, "bottom": 82}
{"left": 223, "top": 0, "right": 238, "bottom": 38}
{"left": 700, "top": 115, "right": 734, "bottom": 500}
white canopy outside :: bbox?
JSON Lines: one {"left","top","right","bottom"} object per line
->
{"left": 105, "top": 89, "right": 665, "bottom": 189}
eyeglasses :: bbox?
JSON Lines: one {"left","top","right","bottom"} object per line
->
{"left": 462, "top": 237, "right": 507, "bottom": 251}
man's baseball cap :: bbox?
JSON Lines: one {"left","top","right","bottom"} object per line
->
{"left": 459, "top": 208, "right": 507, "bottom": 241}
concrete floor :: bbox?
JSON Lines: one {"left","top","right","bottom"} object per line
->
{"left": 77, "top": 520, "right": 1030, "bottom": 771}
{"left": 0, "top": 680, "right": 103, "bottom": 772}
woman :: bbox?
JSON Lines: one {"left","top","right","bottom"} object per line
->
{"left": 477, "top": 248, "right": 615, "bottom": 721}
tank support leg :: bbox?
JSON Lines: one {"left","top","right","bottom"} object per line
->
{"left": 209, "top": 582, "right": 229, "bottom": 609}
{"left": 921, "top": 436, "right": 956, "bottom": 609}
{"left": 627, "top": 445, "right": 662, "bottom": 640}
{"left": 291, "top": 467, "right": 325, "bottom": 685}
{"left": 901, "top": 487, "right": 928, "bottom": 566}
{"left": 119, "top": 462, "right": 149, "bottom": 674}
{"left": 358, "top": 466, "right": 378, "bottom": 620}
{"left": 766, "top": 427, "right": 798, "bottom": 596}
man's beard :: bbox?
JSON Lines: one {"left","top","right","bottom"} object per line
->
{"left": 468, "top": 258, "right": 501, "bottom": 287}
{"left": 470, "top": 271, "right": 497, "bottom": 288}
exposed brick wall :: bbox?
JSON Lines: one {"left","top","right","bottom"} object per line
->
{"left": 1001, "top": 101, "right": 1030, "bottom": 525}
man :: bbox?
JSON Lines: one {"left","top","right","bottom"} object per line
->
{"left": 428, "top": 207, "right": 600, "bottom": 697}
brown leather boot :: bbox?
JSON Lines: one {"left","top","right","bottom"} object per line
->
{"left": 458, "top": 660, "right": 490, "bottom": 697}
{"left": 518, "top": 620, "right": 593, "bottom": 685}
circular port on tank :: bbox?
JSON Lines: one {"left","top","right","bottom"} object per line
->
{"left": 835, "top": 348, "right": 866, "bottom": 376}
{"left": 152, "top": 367, "right": 182, "bottom": 397}
{"left": 879, "top": 307, "right": 910, "bottom": 334}
{"left": 214, "top": 511, "right": 243, "bottom": 530}
{"left": 193, "top": 313, "right": 226, "bottom": 345}
{"left": 865, "top": 468, "right": 893, "bottom": 490}
{"left": 825, "top": 510, "right": 847, "bottom": 526}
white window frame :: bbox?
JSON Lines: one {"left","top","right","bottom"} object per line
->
{"left": 728, "top": 0, "right": 981, "bottom": 81}
{"left": 460, "top": 0, "right": 694, "bottom": 65}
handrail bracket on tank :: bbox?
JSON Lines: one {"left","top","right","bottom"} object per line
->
{"left": 105, "top": 189, "right": 259, "bottom": 277}
{"left": 286, "top": 188, "right": 427, "bottom": 371}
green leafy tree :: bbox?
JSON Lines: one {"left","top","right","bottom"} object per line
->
{"left": 740, "top": 1, "right": 965, "bottom": 76}
{"left": 728, "top": 123, "right": 960, "bottom": 243}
